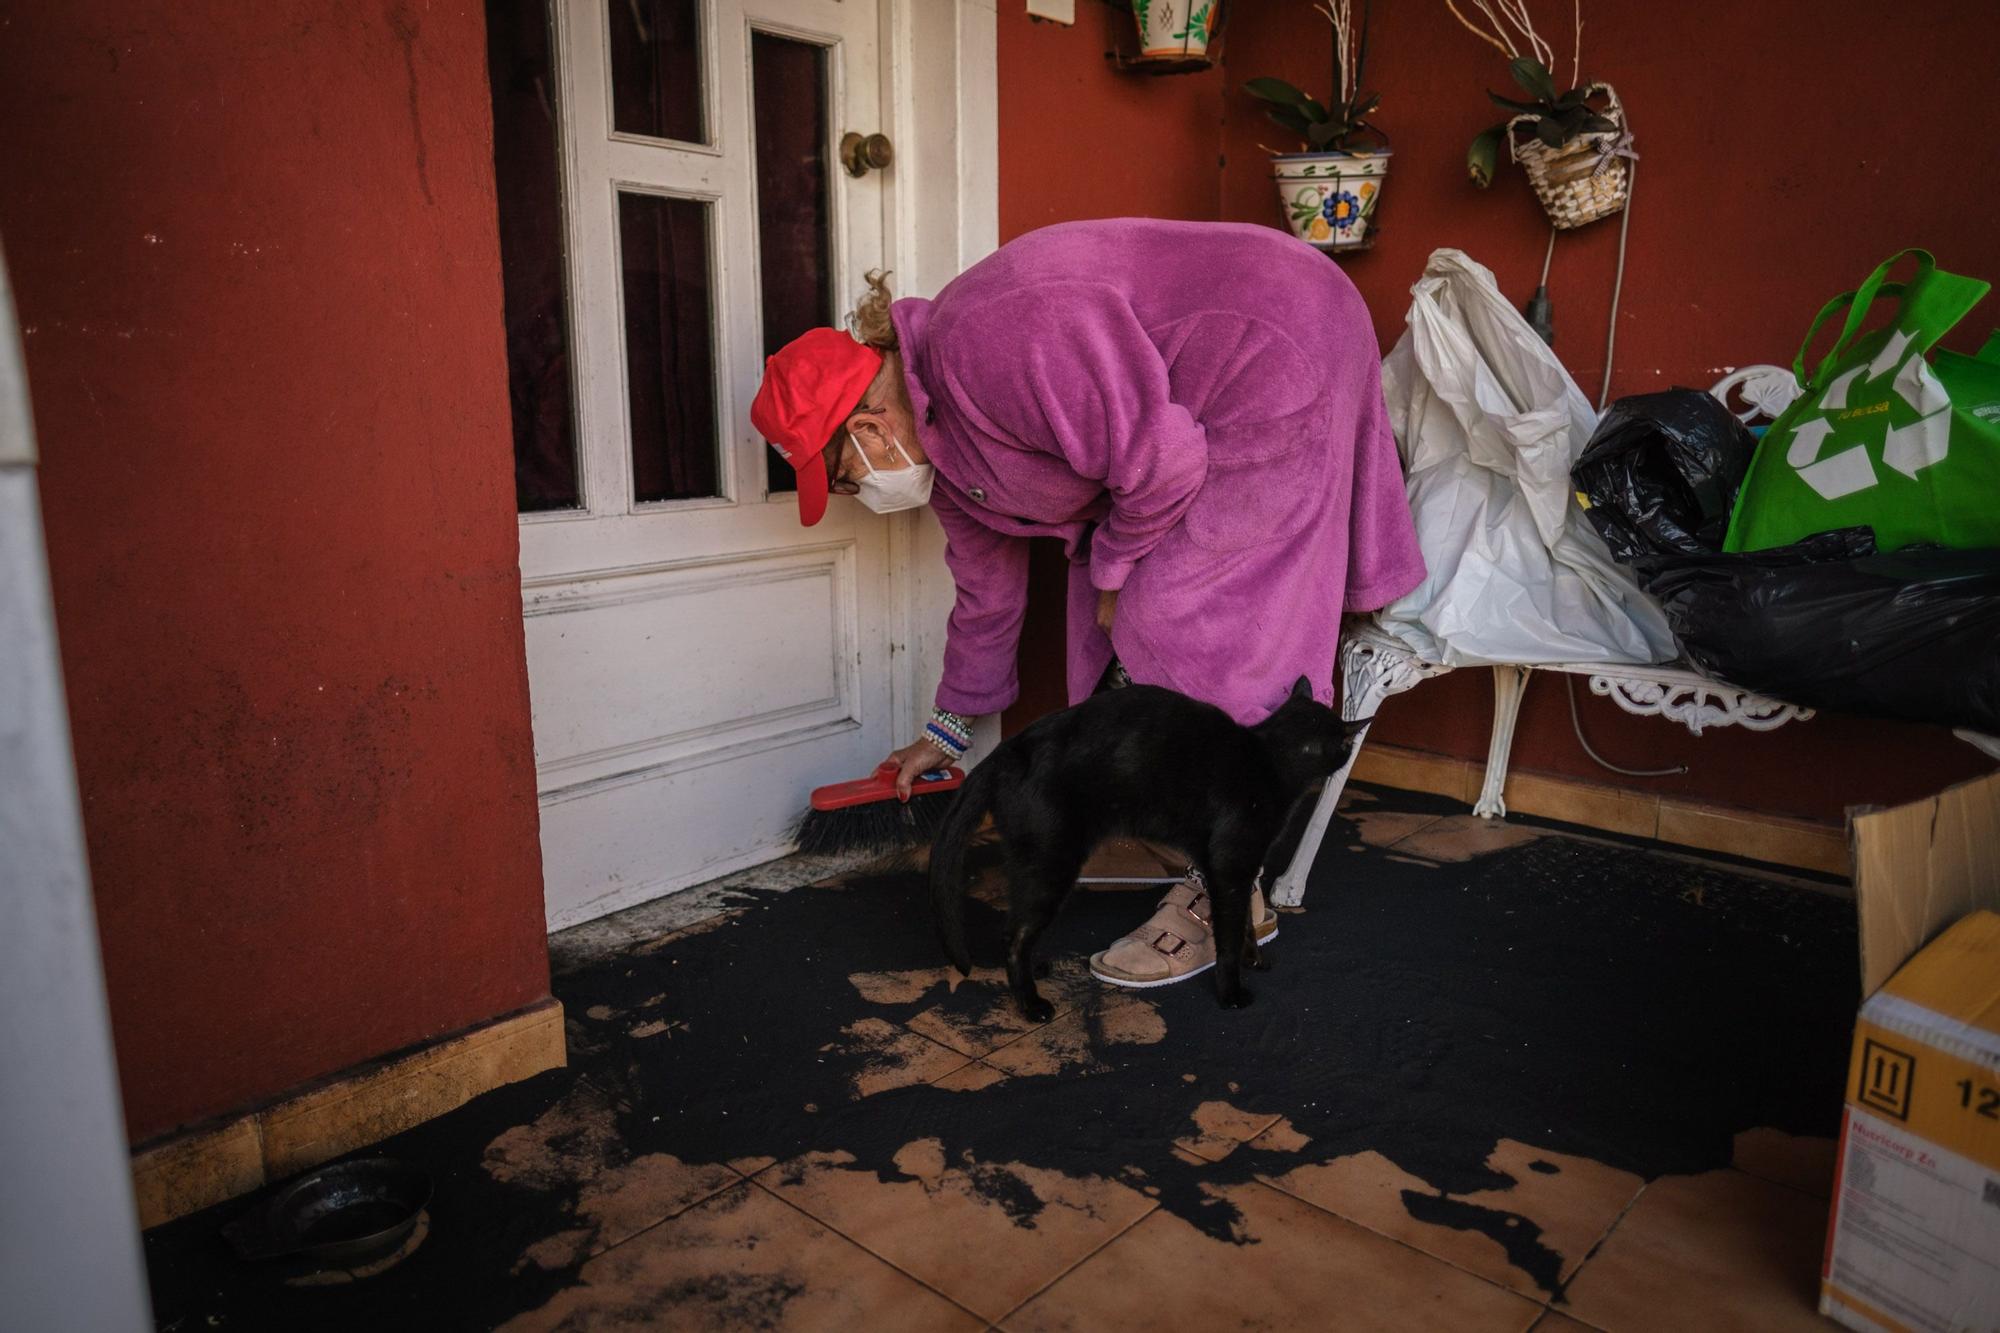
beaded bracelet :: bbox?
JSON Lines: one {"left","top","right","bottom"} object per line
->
{"left": 924, "top": 707, "right": 974, "bottom": 761}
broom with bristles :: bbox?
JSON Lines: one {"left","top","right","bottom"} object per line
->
{"left": 792, "top": 762, "right": 965, "bottom": 857}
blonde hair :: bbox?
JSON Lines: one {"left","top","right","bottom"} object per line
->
{"left": 847, "top": 270, "right": 899, "bottom": 351}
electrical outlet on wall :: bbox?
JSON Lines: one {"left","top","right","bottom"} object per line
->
{"left": 1027, "top": 0, "right": 1075, "bottom": 23}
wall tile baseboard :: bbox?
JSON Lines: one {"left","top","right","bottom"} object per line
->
{"left": 131, "top": 997, "right": 565, "bottom": 1230}
{"left": 1351, "top": 744, "right": 1850, "bottom": 878}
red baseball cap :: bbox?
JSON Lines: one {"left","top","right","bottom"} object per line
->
{"left": 750, "top": 327, "right": 884, "bottom": 526}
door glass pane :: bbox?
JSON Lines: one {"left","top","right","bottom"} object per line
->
{"left": 752, "top": 32, "right": 835, "bottom": 496}
{"left": 484, "top": 0, "right": 580, "bottom": 512}
{"left": 609, "top": 0, "right": 705, "bottom": 144}
{"left": 619, "top": 191, "right": 720, "bottom": 503}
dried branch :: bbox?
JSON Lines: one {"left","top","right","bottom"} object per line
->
{"left": 1443, "top": 0, "right": 1516, "bottom": 58}
{"left": 1316, "top": 0, "right": 1358, "bottom": 108}
{"left": 1488, "top": 0, "right": 1553, "bottom": 70}
{"left": 1445, "top": 0, "right": 1576, "bottom": 77}
{"left": 1571, "top": 0, "right": 1582, "bottom": 88}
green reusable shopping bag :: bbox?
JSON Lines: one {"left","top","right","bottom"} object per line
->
{"left": 1724, "top": 249, "right": 2000, "bottom": 552}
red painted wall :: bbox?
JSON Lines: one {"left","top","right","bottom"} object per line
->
{"left": 1000, "top": 4, "right": 1228, "bottom": 733}
{"left": 1000, "top": 0, "right": 1999, "bottom": 819}
{"left": 0, "top": 2, "right": 552, "bottom": 1142}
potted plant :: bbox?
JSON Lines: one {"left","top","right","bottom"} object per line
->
{"left": 1245, "top": 0, "right": 1388, "bottom": 254}
{"left": 1132, "top": 1, "right": 1221, "bottom": 65}
{"left": 1450, "top": 0, "right": 1635, "bottom": 229}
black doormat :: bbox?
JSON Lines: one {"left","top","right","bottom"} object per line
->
{"left": 143, "top": 794, "right": 1856, "bottom": 1330}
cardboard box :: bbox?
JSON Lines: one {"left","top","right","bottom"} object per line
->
{"left": 1821, "top": 909, "right": 2000, "bottom": 1332}
{"left": 1848, "top": 769, "right": 2000, "bottom": 996}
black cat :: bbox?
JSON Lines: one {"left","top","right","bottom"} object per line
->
{"left": 929, "top": 677, "right": 1362, "bottom": 1017}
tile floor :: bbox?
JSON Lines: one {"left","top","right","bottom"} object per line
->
{"left": 143, "top": 784, "right": 1855, "bottom": 1332}
{"left": 497, "top": 1028, "right": 1839, "bottom": 1331}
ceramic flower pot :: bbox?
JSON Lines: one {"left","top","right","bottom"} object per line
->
{"left": 1132, "top": 0, "right": 1219, "bottom": 62}
{"left": 1271, "top": 148, "right": 1390, "bottom": 254}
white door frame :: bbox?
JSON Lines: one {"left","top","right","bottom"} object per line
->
{"left": 0, "top": 247, "right": 153, "bottom": 1329}
{"left": 879, "top": 0, "right": 1001, "bottom": 761}
{"left": 522, "top": 1, "right": 999, "bottom": 929}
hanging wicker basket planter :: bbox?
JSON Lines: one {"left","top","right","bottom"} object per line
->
{"left": 1507, "top": 83, "right": 1635, "bottom": 230}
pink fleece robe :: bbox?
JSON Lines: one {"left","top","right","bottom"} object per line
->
{"left": 892, "top": 219, "right": 1425, "bottom": 726}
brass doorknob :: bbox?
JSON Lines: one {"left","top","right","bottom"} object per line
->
{"left": 840, "top": 132, "right": 894, "bottom": 178}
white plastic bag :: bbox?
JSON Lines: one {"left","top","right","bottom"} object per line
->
{"left": 1377, "top": 249, "right": 1675, "bottom": 666}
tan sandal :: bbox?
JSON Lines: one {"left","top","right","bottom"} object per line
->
{"left": 1088, "top": 870, "right": 1279, "bottom": 990}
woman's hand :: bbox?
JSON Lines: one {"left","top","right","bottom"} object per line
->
{"left": 888, "top": 738, "right": 953, "bottom": 800}
{"left": 1096, "top": 588, "right": 1119, "bottom": 635}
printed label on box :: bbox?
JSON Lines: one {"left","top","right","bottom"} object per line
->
{"left": 1824, "top": 1107, "right": 2000, "bottom": 1332}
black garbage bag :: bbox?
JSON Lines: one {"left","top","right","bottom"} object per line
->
{"left": 1643, "top": 528, "right": 2000, "bottom": 733}
{"left": 1573, "top": 389, "right": 1757, "bottom": 563}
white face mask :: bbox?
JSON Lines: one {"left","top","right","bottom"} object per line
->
{"left": 852, "top": 434, "right": 934, "bottom": 514}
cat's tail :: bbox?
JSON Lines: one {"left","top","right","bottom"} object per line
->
{"left": 929, "top": 755, "right": 1002, "bottom": 976}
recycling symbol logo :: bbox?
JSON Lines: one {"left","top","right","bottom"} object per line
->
{"left": 1785, "top": 326, "right": 1952, "bottom": 500}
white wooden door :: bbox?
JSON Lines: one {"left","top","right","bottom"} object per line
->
{"left": 521, "top": 0, "right": 895, "bottom": 930}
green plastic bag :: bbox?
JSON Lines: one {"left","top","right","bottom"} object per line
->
{"left": 1725, "top": 249, "right": 1999, "bottom": 553}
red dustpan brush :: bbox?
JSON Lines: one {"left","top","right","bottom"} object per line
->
{"left": 794, "top": 762, "right": 965, "bottom": 856}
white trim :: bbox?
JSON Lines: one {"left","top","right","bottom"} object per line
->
{"left": 880, "top": 0, "right": 1000, "bottom": 761}
{"left": 537, "top": 716, "right": 862, "bottom": 806}
{"left": 0, "top": 246, "right": 153, "bottom": 1329}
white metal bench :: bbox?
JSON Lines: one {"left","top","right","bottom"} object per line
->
{"left": 1272, "top": 364, "right": 1848, "bottom": 904}
{"left": 1270, "top": 364, "right": 1984, "bottom": 907}
{"left": 1266, "top": 623, "right": 1818, "bottom": 905}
